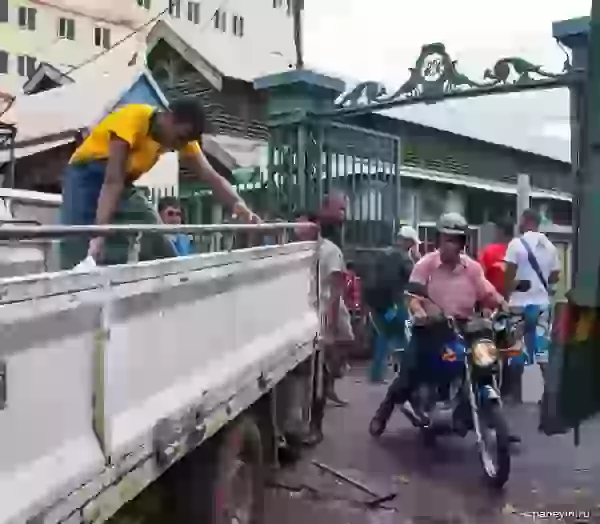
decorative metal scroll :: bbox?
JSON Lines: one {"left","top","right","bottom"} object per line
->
{"left": 335, "top": 42, "right": 574, "bottom": 109}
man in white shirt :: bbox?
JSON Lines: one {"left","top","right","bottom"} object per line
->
{"left": 295, "top": 211, "right": 353, "bottom": 403}
{"left": 504, "top": 209, "right": 560, "bottom": 400}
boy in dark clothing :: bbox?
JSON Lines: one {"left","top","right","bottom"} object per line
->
{"left": 367, "top": 239, "right": 415, "bottom": 382}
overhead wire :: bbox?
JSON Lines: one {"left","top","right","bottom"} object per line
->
{"left": 198, "top": 0, "right": 232, "bottom": 32}
{"left": 62, "top": 7, "right": 169, "bottom": 77}
{"left": 0, "top": 7, "right": 169, "bottom": 120}
{"left": 0, "top": 0, "right": 233, "bottom": 121}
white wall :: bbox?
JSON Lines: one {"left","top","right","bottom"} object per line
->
{"left": 134, "top": 151, "right": 179, "bottom": 195}
{"left": 0, "top": 0, "right": 296, "bottom": 95}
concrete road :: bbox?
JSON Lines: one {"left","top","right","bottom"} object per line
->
{"left": 265, "top": 365, "right": 600, "bottom": 524}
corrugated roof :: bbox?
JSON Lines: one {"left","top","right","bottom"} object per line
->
{"left": 147, "top": 19, "right": 294, "bottom": 84}
{"left": 3, "top": 68, "right": 141, "bottom": 145}
{"left": 1, "top": 39, "right": 162, "bottom": 148}
{"left": 202, "top": 135, "right": 267, "bottom": 170}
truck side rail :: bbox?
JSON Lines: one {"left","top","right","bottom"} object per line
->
{"left": 0, "top": 223, "right": 319, "bottom": 524}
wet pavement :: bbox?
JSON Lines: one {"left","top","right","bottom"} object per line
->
{"left": 265, "top": 365, "right": 600, "bottom": 524}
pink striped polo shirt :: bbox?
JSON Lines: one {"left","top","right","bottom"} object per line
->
{"left": 410, "top": 250, "right": 500, "bottom": 318}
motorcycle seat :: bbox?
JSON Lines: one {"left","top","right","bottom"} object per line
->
{"left": 463, "top": 317, "right": 493, "bottom": 334}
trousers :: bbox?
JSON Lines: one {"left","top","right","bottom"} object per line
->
{"left": 60, "top": 161, "right": 177, "bottom": 269}
{"left": 379, "top": 318, "right": 460, "bottom": 409}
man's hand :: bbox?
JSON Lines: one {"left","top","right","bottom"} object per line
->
{"left": 232, "top": 201, "right": 260, "bottom": 223}
{"left": 87, "top": 237, "right": 105, "bottom": 261}
{"left": 411, "top": 305, "right": 428, "bottom": 325}
{"left": 482, "top": 308, "right": 493, "bottom": 319}
{"left": 498, "top": 297, "right": 509, "bottom": 312}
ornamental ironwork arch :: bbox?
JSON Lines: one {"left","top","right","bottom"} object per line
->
{"left": 319, "top": 42, "right": 581, "bottom": 118}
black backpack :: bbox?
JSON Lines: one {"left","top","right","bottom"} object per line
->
{"left": 367, "top": 248, "right": 413, "bottom": 311}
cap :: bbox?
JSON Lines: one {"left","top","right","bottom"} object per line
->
{"left": 398, "top": 225, "right": 420, "bottom": 244}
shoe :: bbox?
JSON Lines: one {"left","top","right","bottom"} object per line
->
{"left": 400, "top": 401, "right": 429, "bottom": 428}
{"left": 369, "top": 402, "right": 394, "bottom": 437}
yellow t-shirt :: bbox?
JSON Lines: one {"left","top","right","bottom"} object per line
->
{"left": 70, "top": 104, "right": 201, "bottom": 180}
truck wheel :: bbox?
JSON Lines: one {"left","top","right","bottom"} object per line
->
{"left": 170, "top": 415, "right": 266, "bottom": 524}
{"left": 210, "top": 416, "right": 266, "bottom": 524}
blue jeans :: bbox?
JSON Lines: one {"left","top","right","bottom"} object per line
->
{"left": 378, "top": 319, "right": 455, "bottom": 407}
{"left": 511, "top": 304, "right": 550, "bottom": 366}
{"left": 60, "top": 161, "right": 176, "bottom": 268}
{"left": 369, "top": 305, "right": 408, "bottom": 383}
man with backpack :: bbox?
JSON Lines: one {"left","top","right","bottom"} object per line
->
{"left": 504, "top": 209, "right": 560, "bottom": 399}
{"left": 366, "top": 228, "right": 417, "bottom": 383}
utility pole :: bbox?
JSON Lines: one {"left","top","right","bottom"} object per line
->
{"left": 292, "top": 0, "right": 304, "bottom": 69}
{"left": 571, "top": 0, "right": 600, "bottom": 307}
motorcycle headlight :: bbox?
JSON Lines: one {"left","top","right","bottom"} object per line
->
{"left": 472, "top": 340, "right": 499, "bottom": 367}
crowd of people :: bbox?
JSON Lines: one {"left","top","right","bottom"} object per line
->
{"left": 286, "top": 194, "right": 560, "bottom": 444}
{"left": 61, "top": 96, "right": 560, "bottom": 441}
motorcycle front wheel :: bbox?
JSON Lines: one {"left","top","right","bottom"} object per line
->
{"left": 479, "top": 402, "right": 511, "bottom": 489}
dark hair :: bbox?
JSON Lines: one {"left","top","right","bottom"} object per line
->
{"left": 295, "top": 210, "right": 318, "bottom": 223}
{"left": 495, "top": 218, "right": 514, "bottom": 238}
{"left": 170, "top": 98, "right": 207, "bottom": 139}
{"left": 320, "top": 221, "right": 342, "bottom": 246}
{"left": 158, "top": 196, "right": 181, "bottom": 213}
{"left": 521, "top": 208, "right": 541, "bottom": 228}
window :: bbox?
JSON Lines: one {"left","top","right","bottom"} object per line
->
{"left": 136, "top": 0, "right": 150, "bottom": 8}
{"left": 17, "top": 55, "right": 36, "bottom": 77}
{"left": 285, "top": 0, "right": 301, "bottom": 13}
{"left": 18, "top": 6, "right": 36, "bottom": 30}
{"left": 232, "top": 15, "right": 244, "bottom": 37}
{"left": 188, "top": 1, "right": 200, "bottom": 24}
{"left": 169, "top": 0, "right": 181, "bottom": 18}
{"left": 0, "top": 51, "right": 8, "bottom": 74}
{"left": 58, "top": 17, "right": 75, "bottom": 40}
{"left": 0, "top": 0, "right": 8, "bottom": 23}
{"left": 213, "top": 9, "right": 226, "bottom": 31}
{"left": 94, "top": 27, "right": 111, "bottom": 49}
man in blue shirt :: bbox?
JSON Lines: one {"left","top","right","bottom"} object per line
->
{"left": 158, "top": 196, "right": 192, "bottom": 256}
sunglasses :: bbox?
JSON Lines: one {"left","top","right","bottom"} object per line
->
{"left": 164, "top": 209, "right": 182, "bottom": 218}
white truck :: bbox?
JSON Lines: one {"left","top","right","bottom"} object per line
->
{"left": 0, "top": 218, "right": 322, "bottom": 524}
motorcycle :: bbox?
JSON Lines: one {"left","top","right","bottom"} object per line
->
{"left": 403, "top": 282, "right": 512, "bottom": 489}
{"left": 493, "top": 305, "right": 551, "bottom": 402}
{"left": 391, "top": 314, "right": 412, "bottom": 374}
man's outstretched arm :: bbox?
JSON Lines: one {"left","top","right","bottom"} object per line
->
{"left": 181, "top": 147, "right": 259, "bottom": 223}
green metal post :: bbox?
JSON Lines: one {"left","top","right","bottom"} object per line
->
{"left": 254, "top": 70, "right": 345, "bottom": 215}
{"left": 569, "top": 3, "right": 600, "bottom": 307}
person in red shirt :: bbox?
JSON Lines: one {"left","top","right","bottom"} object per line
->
{"left": 478, "top": 219, "right": 514, "bottom": 295}
{"left": 344, "top": 261, "right": 362, "bottom": 312}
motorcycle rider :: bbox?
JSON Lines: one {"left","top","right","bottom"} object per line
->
{"left": 369, "top": 212, "right": 507, "bottom": 437}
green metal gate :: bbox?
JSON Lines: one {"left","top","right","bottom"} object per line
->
{"left": 267, "top": 120, "right": 401, "bottom": 247}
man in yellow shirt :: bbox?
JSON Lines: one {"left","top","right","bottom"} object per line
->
{"left": 60, "top": 98, "right": 257, "bottom": 268}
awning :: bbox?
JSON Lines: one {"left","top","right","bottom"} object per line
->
{"left": 401, "top": 165, "right": 572, "bottom": 202}
{"left": 202, "top": 135, "right": 267, "bottom": 173}
{"left": 0, "top": 137, "right": 74, "bottom": 163}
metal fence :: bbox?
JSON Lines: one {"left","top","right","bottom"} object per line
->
{"left": 267, "top": 120, "right": 401, "bottom": 247}
{"left": 0, "top": 222, "right": 316, "bottom": 274}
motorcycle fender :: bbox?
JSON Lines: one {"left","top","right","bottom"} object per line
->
{"left": 478, "top": 384, "right": 500, "bottom": 402}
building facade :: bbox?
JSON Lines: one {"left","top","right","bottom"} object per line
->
{"left": 0, "top": 0, "right": 296, "bottom": 96}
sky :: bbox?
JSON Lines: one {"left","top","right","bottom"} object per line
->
{"left": 303, "top": 0, "right": 593, "bottom": 162}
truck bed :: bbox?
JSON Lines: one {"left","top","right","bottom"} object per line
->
{"left": 0, "top": 241, "right": 318, "bottom": 524}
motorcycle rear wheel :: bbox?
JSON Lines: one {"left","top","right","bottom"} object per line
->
{"left": 479, "top": 402, "right": 511, "bottom": 489}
